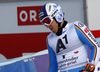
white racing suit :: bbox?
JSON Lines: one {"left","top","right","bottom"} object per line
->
{"left": 47, "top": 21, "right": 100, "bottom": 72}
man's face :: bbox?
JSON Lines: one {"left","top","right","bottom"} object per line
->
{"left": 46, "top": 19, "right": 58, "bottom": 33}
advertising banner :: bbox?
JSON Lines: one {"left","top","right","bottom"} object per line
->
{"left": 0, "top": 0, "right": 84, "bottom": 61}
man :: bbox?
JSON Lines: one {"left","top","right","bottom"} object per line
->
{"left": 39, "top": 3, "right": 100, "bottom": 72}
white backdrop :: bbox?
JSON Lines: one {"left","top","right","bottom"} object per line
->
{"left": 87, "top": 0, "right": 100, "bottom": 30}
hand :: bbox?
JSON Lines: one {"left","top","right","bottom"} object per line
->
{"left": 79, "top": 63, "right": 95, "bottom": 72}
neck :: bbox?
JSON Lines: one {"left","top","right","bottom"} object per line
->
{"left": 60, "top": 20, "right": 64, "bottom": 27}
{"left": 56, "top": 20, "right": 68, "bottom": 36}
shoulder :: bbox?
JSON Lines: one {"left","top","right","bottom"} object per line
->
{"left": 73, "top": 21, "right": 85, "bottom": 27}
{"left": 46, "top": 32, "right": 55, "bottom": 40}
{"left": 66, "top": 21, "right": 84, "bottom": 29}
{"left": 67, "top": 21, "right": 84, "bottom": 27}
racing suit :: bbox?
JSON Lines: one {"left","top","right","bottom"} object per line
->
{"left": 47, "top": 21, "right": 100, "bottom": 72}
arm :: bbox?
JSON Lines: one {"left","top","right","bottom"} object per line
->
{"left": 74, "top": 21, "right": 100, "bottom": 65}
{"left": 47, "top": 39, "right": 58, "bottom": 72}
{"left": 74, "top": 21, "right": 100, "bottom": 72}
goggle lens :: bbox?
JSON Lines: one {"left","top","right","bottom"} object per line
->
{"left": 41, "top": 17, "right": 53, "bottom": 26}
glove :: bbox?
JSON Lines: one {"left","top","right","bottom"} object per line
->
{"left": 79, "top": 63, "right": 95, "bottom": 72}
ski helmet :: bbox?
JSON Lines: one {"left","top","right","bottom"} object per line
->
{"left": 39, "top": 3, "right": 64, "bottom": 26}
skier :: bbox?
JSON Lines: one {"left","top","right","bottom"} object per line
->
{"left": 39, "top": 3, "right": 100, "bottom": 72}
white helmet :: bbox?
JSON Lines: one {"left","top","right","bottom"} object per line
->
{"left": 39, "top": 3, "right": 64, "bottom": 25}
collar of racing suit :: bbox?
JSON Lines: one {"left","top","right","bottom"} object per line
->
{"left": 56, "top": 20, "right": 68, "bottom": 36}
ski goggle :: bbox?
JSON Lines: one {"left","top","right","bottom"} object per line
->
{"left": 40, "top": 16, "right": 53, "bottom": 26}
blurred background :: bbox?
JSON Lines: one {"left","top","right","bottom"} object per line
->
{"left": 0, "top": 0, "right": 100, "bottom": 72}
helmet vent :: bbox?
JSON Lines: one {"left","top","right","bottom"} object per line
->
{"left": 49, "top": 5, "right": 51, "bottom": 11}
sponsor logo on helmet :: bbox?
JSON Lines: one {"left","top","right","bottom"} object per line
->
{"left": 51, "top": 5, "right": 63, "bottom": 23}
{"left": 51, "top": 9, "right": 58, "bottom": 17}
{"left": 39, "top": 12, "right": 44, "bottom": 20}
